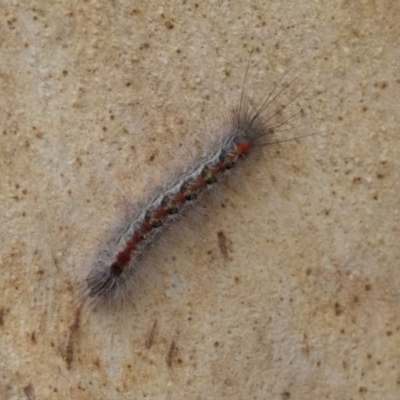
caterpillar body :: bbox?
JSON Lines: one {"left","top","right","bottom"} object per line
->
{"left": 84, "top": 69, "right": 305, "bottom": 307}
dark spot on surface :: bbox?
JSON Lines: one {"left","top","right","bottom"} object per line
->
{"left": 365, "top": 284, "right": 372, "bottom": 291}
{"left": 145, "top": 320, "right": 157, "bottom": 349}
{"left": 62, "top": 70, "right": 68, "bottom": 77}
{"left": 23, "top": 384, "right": 35, "bottom": 400}
{"left": 148, "top": 153, "right": 156, "bottom": 162}
{"left": 335, "top": 302, "right": 344, "bottom": 316}
{"left": 164, "top": 21, "right": 174, "bottom": 29}
{"left": 0, "top": 307, "right": 4, "bottom": 326}
{"left": 166, "top": 340, "right": 177, "bottom": 368}
{"left": 65, "top": 305, "right": 82, "bottom": 369}
{"left": 140, "top": 42, "right": 150, "bottom": 50}
{"left": 217, "top": 231, "right": 229, "bottom": 259}
{"left": 353, "top": 177, "right": 362, "bottom": 184}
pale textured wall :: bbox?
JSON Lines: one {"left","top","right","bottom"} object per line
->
{"left": 1, "top": 1, "right": 399, "bottom": 399}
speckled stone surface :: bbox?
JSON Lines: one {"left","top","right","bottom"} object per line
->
{"left": 1, "top": 2, "right": 399, "bottom": 399}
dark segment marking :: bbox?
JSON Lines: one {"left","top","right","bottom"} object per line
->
{"left": 201, "top": 166, "right": 218, "bottom": 184}
{"left": 161, "top": 195, "right": 179, "bottom": 214}
{"left": 180, "top": 181, "right": 197, "bottom": 200}
{"left": 219, "top": 149, "right": 236, "bottom": 169}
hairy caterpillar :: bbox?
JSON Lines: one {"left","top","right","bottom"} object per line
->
{"left": 84, "top": 64, "right": 311, "bottom": 308}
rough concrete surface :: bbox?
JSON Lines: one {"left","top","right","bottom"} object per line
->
{"left": 1, "top": 1, "right": 399, "bottom": 399}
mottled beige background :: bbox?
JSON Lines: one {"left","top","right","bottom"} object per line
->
{"left": 1, "top": 1, "right": 399, "bottom": 399}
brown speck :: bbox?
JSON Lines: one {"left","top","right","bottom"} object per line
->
{"left": 353, "top": 177, "right": 362, "bottom": 184}
{"left": 65, "top": 305, "right": 82, "bottom": 369}
{"left": 377, "top": 173, "right": 384, "bottom": 179}
{"left": 145, "top": 320, "right": 157, "bottom": 349}
{"left": 0, "top": 307, "right": 4, "bottom": 326}
{"left": 62, "top": 70, "right": 68, "bottom": 77}
{"left": 140, "top": 43, "right": 150, "bottom": 50}
{"left": 31, "top": 331, "right": 36, "bottom": 343}
{"left": 386, "top": 331, "right": 393, "bottom": 336}
{"left": 335, "top": 302, "right": 344, "bottom": 316}
{"left": 23, "top": 384, "right": 35, "bottom": 400}
{"left": 166, "top": 340, "right": 177, "bottom": 368}
{"left": 217, "top": 231, "right": 230, "bottom": 259}
{"left": 281, "top": 391, "right": 291, "bottom": 399}
{"left": 164, "top": 21, "right": 174, "bottom": 29}
{"left": 365, "top": 284, "right": 372, "bottom": 291}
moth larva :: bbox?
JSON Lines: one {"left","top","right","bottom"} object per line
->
{"left": 84, "top": 65, "right": 308, "bottom": 308}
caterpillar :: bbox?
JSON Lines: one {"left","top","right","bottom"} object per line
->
{"left": 84, "top": 65, "right": 309, "bottom": 308}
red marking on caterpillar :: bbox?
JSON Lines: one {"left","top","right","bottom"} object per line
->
{"left": 83, "top": 61, "right": 313, "bottom": 308}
